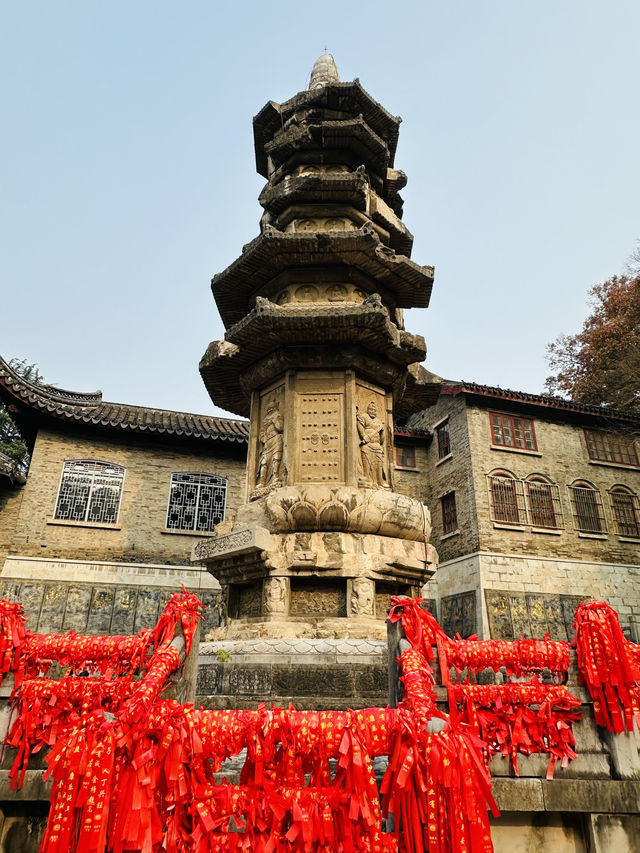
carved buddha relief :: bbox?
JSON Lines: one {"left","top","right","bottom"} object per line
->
{"left": 294, "top": 285, "right": 319, "bottom": 302}
{"left": 326, "top": 284, "right": 348, "bottom": 302}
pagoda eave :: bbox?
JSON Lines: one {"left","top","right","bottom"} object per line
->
{"left": 253, "top": 81, "right": 401, "bottom": 177}
{"left": 225, "top": 296, "right": 427, "bottom": 364}
{"left": 265, "top": 119, "right": 391, "bottom": 179}
{"left": 212, "top": 227, "right": 434, "bottom": 328}
{"left": 259, "top": 171, "right": 369, "bottom": 216}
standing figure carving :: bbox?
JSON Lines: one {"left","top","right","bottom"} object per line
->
{"left": 264, "top": 577, "right": 288, "bottom": 616}
{"left": 356, "top": 400, "right": 389, "bottom": 489}
{"left": 351, "top": 577, "right": 375, "bottom": 616}
{"left": 252, "top": 399, "right": 284, "bottom": 499}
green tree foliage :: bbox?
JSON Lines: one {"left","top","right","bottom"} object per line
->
{"left": 545, "top": 275, "right": 640, "bottom": 412}
{"left": 0, "top": 359, "right": 44, "bottom": 471}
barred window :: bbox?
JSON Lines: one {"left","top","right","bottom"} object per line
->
{"left": 436, "top": 421, "right": 451, "bottom": 459}
{"left": 525, "top": 477, "right": 563, "bottom": 529}
{"left": 441, "top": 492, "right": 458, "bottom": 535}
{"left": 568, "top": 481, "right": 607, "bottom": 534}
{"left": 609, "top": 486, "right": 640, "bottom": 538}
{"left": 166, "top": 472, "right": 227, "bottom": 532}
{"left": 395, "top": 445, "right": 416, "bottom": 468}
{"left": 54, "top": 461, "right": 125, "bottom": 525}
{"left": 490, "top": 413, "right": 537, "bottom": 451}
{"left": 488, "top": 471, "right": 526, "bottom": 524}
{"left": 584, "top": 430, "right": 639, "bottom": 467}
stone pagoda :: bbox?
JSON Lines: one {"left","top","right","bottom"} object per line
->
{"left": 193, "top": 55, "right": 439, "bottom": 638}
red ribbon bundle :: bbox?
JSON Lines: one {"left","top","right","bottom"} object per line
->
{"left": 448, "top": 681, "right": 580, "bottom": 778}
{"left": 12, "top": 592, "right": 633, "bottom": 853}
{"left": 6, "top": 676, "right": 133, "bottom": 787}
{"left": 0, "top": 599, "right": 26, "bottom": 683}
{"left": 573, "top": 600, "right": 640, "bottom": 733}
{"left": 389, "top": 597, "right": 570, "bottom": 683}
{"left": 19, "top": 630, "right": 153, "bottom": 684}
{"left": 381, "top": 713, "right": 497, "bottom": 853}
{"left": 389, "top": 605, "right": 499, "bottom": 853}
{"left": 153, "top": 586, "right": 204, "bottom": 655}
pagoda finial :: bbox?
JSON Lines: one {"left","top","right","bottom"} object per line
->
{"left": 309, "top": 53, "right": 339, "bottom": 90}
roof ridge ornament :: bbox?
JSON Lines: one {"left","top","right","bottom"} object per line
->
{"left": 308, "top": 53, "right": 339, "bottom": 90}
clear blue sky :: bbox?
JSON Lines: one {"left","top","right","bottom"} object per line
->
{"left": 2, "top": 1, "right": 638, "bottom": 417}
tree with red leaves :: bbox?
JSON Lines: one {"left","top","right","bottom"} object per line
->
{"left": 545, "top": 274, "right": 640, "bottom": 412}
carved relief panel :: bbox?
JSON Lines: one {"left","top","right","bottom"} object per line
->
{"left": 298, "top": 393, "right": 343, "bottom": 483}
{"left": 355, "top": 382, "right": 392, "bottom": 490}
{"left": 274, "top": 282, "right": 368, "bottom": 306}
{"left": 251, "top": 385, "right": 285, "bottom": 500}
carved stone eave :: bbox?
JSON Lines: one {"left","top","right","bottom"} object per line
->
{"left": 260, "top": 178, "right": 414, "bottom": 258}
{"left": 259, "top": 171, "right": 369, "bottom": 216}
{"left": 200, "top": 341, "right": 412, "bottom": 418}
{"left": 199, "top": 298, "right": 426, "bottom": 416}
{"left": 212, "top": 226, "right": 434, "bottom": 328}
{"left": 394, "top": 364, "right": 444, "bottom": 418}
{"left": 225, "top": 297, "right": 426, "bottom": 365}
{"left": 253, "top": 81, "right": 401, "bottom": 178}
{"left": 265, "top": 118, "right": 391, "bottom": 178}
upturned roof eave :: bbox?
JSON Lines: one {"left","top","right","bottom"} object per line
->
{"left": 0, "top": 356, "right": 249, "bottom": 445}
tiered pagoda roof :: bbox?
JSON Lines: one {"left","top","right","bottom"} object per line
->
{"left": 201, "top": 55, "right": 437, "bottom": 418}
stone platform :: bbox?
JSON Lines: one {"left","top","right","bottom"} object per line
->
{"left": 195, "top": 637, "right": 387, "bottom": 710}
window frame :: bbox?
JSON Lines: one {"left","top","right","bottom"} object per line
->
{"left": 395, "top": 444, "right": 417, "bottom": 470}
{"left": 436, "top": 420, "right": 451, "bottom": 459}
{"left": 584, "top": 429, "right": 639, "bottom": 468}
{"left": 440, "top": 491, "right": 458, "bottom": 535}
{"left": 568, "top": 480, "right": 608, "bottom": 534}
{"left": 490, "top": 412, "right": 538, "bottom": 452}
{"left": 525, "top": 475, "right": 564, "bottom": 530}
{"left": 53, "top": 460, "right": 125, "bottom": 526}
{"left": 608, "top": 486, "right": 640, "bottom": 539}
{"left": 165, "top": 472, "right": 228, "bottom": 533}
{"left": 487, "top": 470, "right": 527, "bottom": 525}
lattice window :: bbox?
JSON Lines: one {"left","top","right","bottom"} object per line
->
{"left": 166, "top": 472, "right": 227, "bottom": 532}
{"left": 525, "top": 478, "right": 564, "bottom": 529}
{"left": 584, "top": 430, "right": 639, "bottom": 467}
{"left": 436, "top": 421, "right": 451, "bottom": 458}
{"left": 568, "top": 481, "right": 607, "bottom": 534}
{"left": 488, "top": 472, "right": 526, "bottom": 524}
{"left": 54, "top": 461, "right": 125, "bottom": 525}
{"left": 490, "top": 413, "right": 537, "bottom": 451}
{"left": 441, "top": 491, "right": 458, "bottom": 535}
{"left": 609, "top": 487, "right": 640, "bottom": 538}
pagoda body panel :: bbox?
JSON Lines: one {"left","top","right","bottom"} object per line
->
{"left": 194, "top": 56, "right": 438, "bottom": 638}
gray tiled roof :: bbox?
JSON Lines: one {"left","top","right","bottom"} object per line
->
{"left": 0, "top": 356, "right": 249, "bottom": 444}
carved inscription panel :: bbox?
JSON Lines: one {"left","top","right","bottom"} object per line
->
{"left": 298, "top": 393, "right": 343, "bottom": 483}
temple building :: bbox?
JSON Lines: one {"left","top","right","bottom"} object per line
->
{"left": 412, "top": 383, "right": 640, "bottom": 642}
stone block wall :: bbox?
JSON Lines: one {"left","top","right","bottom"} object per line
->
{"left": 7, "top": 429, "right": 247, "bottom": 567}
{"left": 408, "top": 395, "right": 481, "bottom": 562}
{"left": 0, "top": 486, "right": 23, "bottom": 567}
{"left": 392, "top": 442, "right": 429, "bottom": 501}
